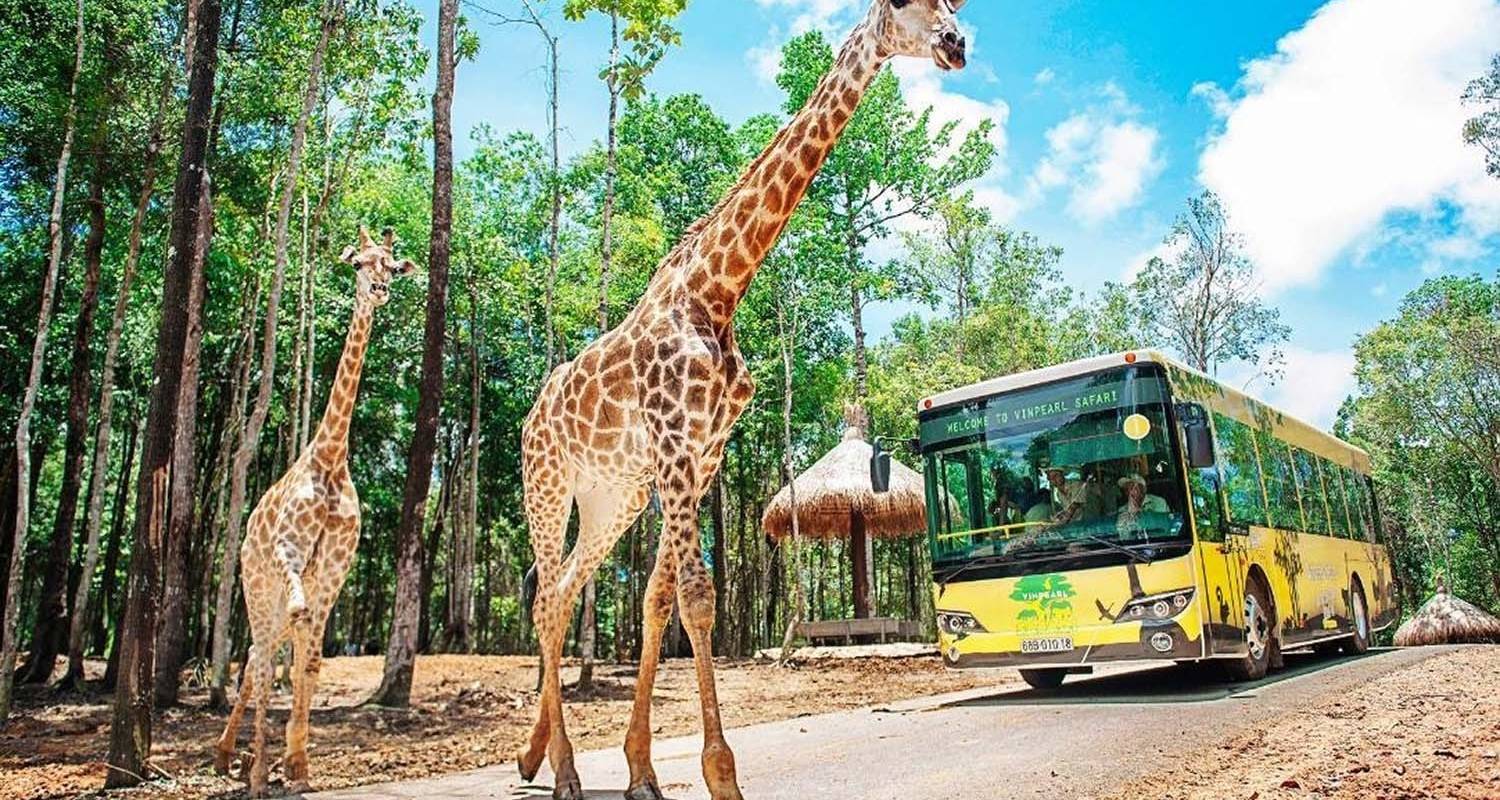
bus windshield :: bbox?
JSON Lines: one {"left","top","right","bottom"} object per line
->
{"left": 921, "top": 365, "right": 1188, "bottom": 568}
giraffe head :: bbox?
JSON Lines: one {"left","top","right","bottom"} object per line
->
{"left": 339, "top": 225, "right": 417, "bottom": 308}
{"left": 877, "top": 0, "right": 968, "bottom": 70}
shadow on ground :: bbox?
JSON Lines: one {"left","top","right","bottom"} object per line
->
{"left": 948, "top": 648, "right": 1387, "bottom": 706}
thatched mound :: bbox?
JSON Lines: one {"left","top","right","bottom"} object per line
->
{"left": 762, "top": 412, "right": 928, "bottom": 541}
{"left": 1394, "top": 580, "right": 1500, "bottom": 646}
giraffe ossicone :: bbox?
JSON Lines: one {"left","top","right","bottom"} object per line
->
{"left": 517, "top": 2, "right": 970, "bottom": 799}
{"left": 213, "top": 225, "right": 417, "bottom": 797}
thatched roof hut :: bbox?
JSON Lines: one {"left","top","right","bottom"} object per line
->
{"left": 761, "top": 411, "right": 928, "bottom": 542}
{"left": 761, "top": 407, "right": 931, "bottom": 621}
{"left": 1393, "top": 577, "right": 1500, "bottom": 646}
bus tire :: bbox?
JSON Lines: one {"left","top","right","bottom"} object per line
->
{"left": 1341, "top": 580, "right": 1370, "bottom": 655}
{"left": 1223, "top": 576, "right": 1272, "bottom": 682}
{"left": 1019, "top": 668, "right": 1067, "bottom": 690}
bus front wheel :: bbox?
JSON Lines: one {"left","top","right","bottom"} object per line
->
{"left": 1223, "top": 577, "right": 1273, "bottom": 682}
{"left": 1019, "top": 668, "right": 1067, "bottom": 690}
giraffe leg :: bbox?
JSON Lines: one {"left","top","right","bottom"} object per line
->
{"left": 246, "top": 643, "right": 275, "bottom": 797}
{"left": 623, "top": 548, "right": 677, "bottom": 800}
{"left": 661, "top": 484, "right": 743, "bottom": 800}
{"left": 282, "top": 617, "right": 322, "bottom": 791}
{"left": 213, "top": 649, "right": 256, "bottom": 774}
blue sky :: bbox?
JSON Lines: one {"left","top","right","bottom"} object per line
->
{"left": 426, "top": 0, "right": 1500, "bottom": 429}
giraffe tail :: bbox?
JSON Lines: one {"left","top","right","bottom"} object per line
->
{"left": 520, "top": 562, "right": 538, "bottom": 626}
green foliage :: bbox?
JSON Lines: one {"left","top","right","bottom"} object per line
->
{"left": 1132, "top": 190, "right": 1289, "bottom": 379}
{"left": 1462, "top": 53, "right": 1499, "bottom": 178}
{"left": 1343, "top": 273, "right": 1500, "bottom": 614}
{"left": 563, "top": 0, "right": 688, "bottom": 101}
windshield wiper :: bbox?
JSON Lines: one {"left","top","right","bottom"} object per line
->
{"left": 935, "top": 551, "right": 1055, "bottom": 592}
{"left": 1073, "top": 534, "right": 1154, "bottom": 564}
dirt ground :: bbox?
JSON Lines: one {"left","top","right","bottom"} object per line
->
{"left": 0, "top": 652, "right": 997, "bottom": 800}
{"left": 1103, "top": 646, "right": 1500, "bottom": 800}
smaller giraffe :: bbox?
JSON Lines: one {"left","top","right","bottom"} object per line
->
{"left": 213, "top": 226, "right": 416, "bottom": 797}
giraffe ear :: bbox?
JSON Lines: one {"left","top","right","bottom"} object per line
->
{"left": 394, "top": 259, "right": 418, "bottom": 276}
{"left": 949, "top": 0, "right": 967, "bottom": 9}
{"left": 340, "top": 245, "right": 359, "bottom": 265}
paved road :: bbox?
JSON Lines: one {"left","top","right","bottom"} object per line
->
{"left": 310, "top": 647, "right": 1450, "bottom": 800}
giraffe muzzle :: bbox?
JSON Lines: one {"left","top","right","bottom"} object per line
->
{"left": 933, "top": 30, "right": 966, "bottom": 70}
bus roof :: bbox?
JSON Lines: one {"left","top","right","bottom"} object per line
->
{"left": 917, "top": 349, "right": 1371, "bottom": 467}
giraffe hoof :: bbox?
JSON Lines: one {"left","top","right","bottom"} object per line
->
{"left": 516, "top": 750, "right": 542, "bottom": 782}
{"left": 552, "top": 778, "right": 584, "bottom": 800}
{"left": 625, "top": 778, "right": 665, "bottom": 800}
{"left": 212, "top": 746, "right": 233, "bottom": 775}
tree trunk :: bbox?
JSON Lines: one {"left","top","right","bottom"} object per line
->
{"left": 20, "top": 64, "right": 116, "bottom": 686}
{"left": 94, "top": 414, "right": 139, "bottom": 666}
{"left": 0, "top": 0, "right": 86, "bottom": 722}
{"left": 448, "top": 269, "right": 481, "bottom": 654}
{"left": 849, "top": 512, "right": 871, "bottom": 620}
{"left": 711, "top": 475, "right": 726, "bottom": 649}
{"left": 105, "top": 0, "right": 221, "bottom": 778}
{"left": 776, "top": 297, "right": 807, "bottom": 663}
{"left": 153, "top": 174, "right": 213, "bottom": 707}
{"left": 66, "top": 65, "right": 175, "bottom": 689}
{"left": 371, "top": 0, "right": 455, "bottom": 706}
{"left": 209, "top": 0, "right": 337, "bottom": 706}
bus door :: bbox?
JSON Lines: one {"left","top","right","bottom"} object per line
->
{"left": 1184, "top": 443, "right": 1247, "bottom": 655}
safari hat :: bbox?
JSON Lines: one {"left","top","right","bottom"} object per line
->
{"left": 1117, "top": 473, "right": 1147, "bottom": 489}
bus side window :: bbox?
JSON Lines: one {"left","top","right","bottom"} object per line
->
{"left": 1189, "top": 466, "right": 1224, "bottom": 542}
{"left": 1258, "top": 436, "right": 1305, "bottom": 531}
{"left": 1323, "top": 459, "right": 1353, "bottom": 538}
{"left": 1211, "top": 413, "right": 1267, "bottom": 527}
{"left": 1292, "top": 449, "right": 1331, "bottom": 535}
{"left": 1344, "top": 467, "right": 1375, "bottom": 542}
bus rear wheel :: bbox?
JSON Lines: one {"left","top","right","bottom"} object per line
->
{"left": 1223, "top": 577, "right": 1273, "bottom": 682}
{"left": 1019, "top": 668, "right": 1067, "bottom": 690}
{"left": 1341, "top": 580, "right": 1370, "bottom": 655}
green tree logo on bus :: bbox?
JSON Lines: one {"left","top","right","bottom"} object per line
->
{"left": 1010, "top": 573, "right": 1076, "bottom": 631}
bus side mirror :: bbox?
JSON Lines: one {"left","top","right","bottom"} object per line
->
{"left": 871, "top": 439, "right": 892, "bottom": 493}
{"left": 1185, "top": 423, "right": 1214, "bottom": 469}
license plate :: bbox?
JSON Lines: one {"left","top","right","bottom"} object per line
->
{"left": 1020, "top": 636, "right": 1074, "bottom": 654}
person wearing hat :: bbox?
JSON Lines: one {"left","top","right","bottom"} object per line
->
{"left": 1042, "top": 463, "right": 1090, "bottom": 524}
{"left": 1116, "top": 472, "right": 1168, "bottom": 534}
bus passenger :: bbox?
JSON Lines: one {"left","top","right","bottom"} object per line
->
{"left": 1043, "top": 465, "right": 1089, "bottom": 524}
{"left": 1116, "top": 473, "right": 1168, "bottom": 534}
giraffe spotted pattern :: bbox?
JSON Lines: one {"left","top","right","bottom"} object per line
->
{"left": 517, "top": 3, "right": 971, "bottom": 799}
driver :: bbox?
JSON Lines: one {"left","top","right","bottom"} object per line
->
{"left": 1116, "top": 472, "right": 1168, "bottom": 534}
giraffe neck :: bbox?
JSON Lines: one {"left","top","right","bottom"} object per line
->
{"left": 681, "top": 12, "right": 887, "bottom": 325}
{"left": 311, "top": 295, "right": 374, "bottom": 467}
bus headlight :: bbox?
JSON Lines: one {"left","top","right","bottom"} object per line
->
{"left": 1114, "top": 588, "right": 1195, "bottom": 623}
{"left": 936, "top": 611, "right": 986, "bottom": 637}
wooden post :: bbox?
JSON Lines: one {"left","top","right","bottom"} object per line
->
{"left": 851, "top": 511, "right": 872, "bottom": 620}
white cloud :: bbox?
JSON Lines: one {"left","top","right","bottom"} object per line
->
{"left": 1033, "top": 67, "right": 1056, "bottom": 86}
{"left": 753, "top": 0, "right": 863, "bottom": 37}
{"left": 1189, "top": 81, "right": 1232, "bottom": 119}
{"left": 1262, "top": 347, "right": 1357, "bottom": 431}
{"left": 1026, "top": 86, "right": 1164, "bottom": 224}
{"left": 1197, "top": 0, "right": 1500, "bottom": 294}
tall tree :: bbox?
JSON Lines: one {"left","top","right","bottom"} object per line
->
{"left": 210, "top": 0, "right": 342, "bottom": 706}
{"left": 563, "top": 0, "right": 687, "bottom": 690}
{"left": 0, "top": 0, "right": 85, "bottom": 721}
{"left": 775, "top": 31, "right": 995, "bottom": 403}
{"left": 18, "top": 26, "right": 119, "bottom": 685}
{"left": 1463, "top": 54, "right": 1499, "bottom": 178}
{"left": 64, "top": 58, "right": 176, "bottom": 690}
{"left": 1132, "top": 190, "right": 1289, "bottom": 379}
{"left": 105, "top": 0, "right": 222, "bottom": 780}
{"left": 371, "top": 0, "right": 458, "bottom": 707}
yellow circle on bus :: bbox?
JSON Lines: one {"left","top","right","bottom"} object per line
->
{"left": 1122, "top": 413, "right": 1151, "bottom": 441}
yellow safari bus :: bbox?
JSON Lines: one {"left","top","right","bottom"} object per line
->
{"left": 909, "top": 350, "right": 1397, "bottom": 688}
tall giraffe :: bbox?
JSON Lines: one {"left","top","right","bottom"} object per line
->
{"left": 213, "top": 227, "right": 416, "bottom": 797}
{"left": 518, "top": 3, "right": 969, "bottom": 798}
